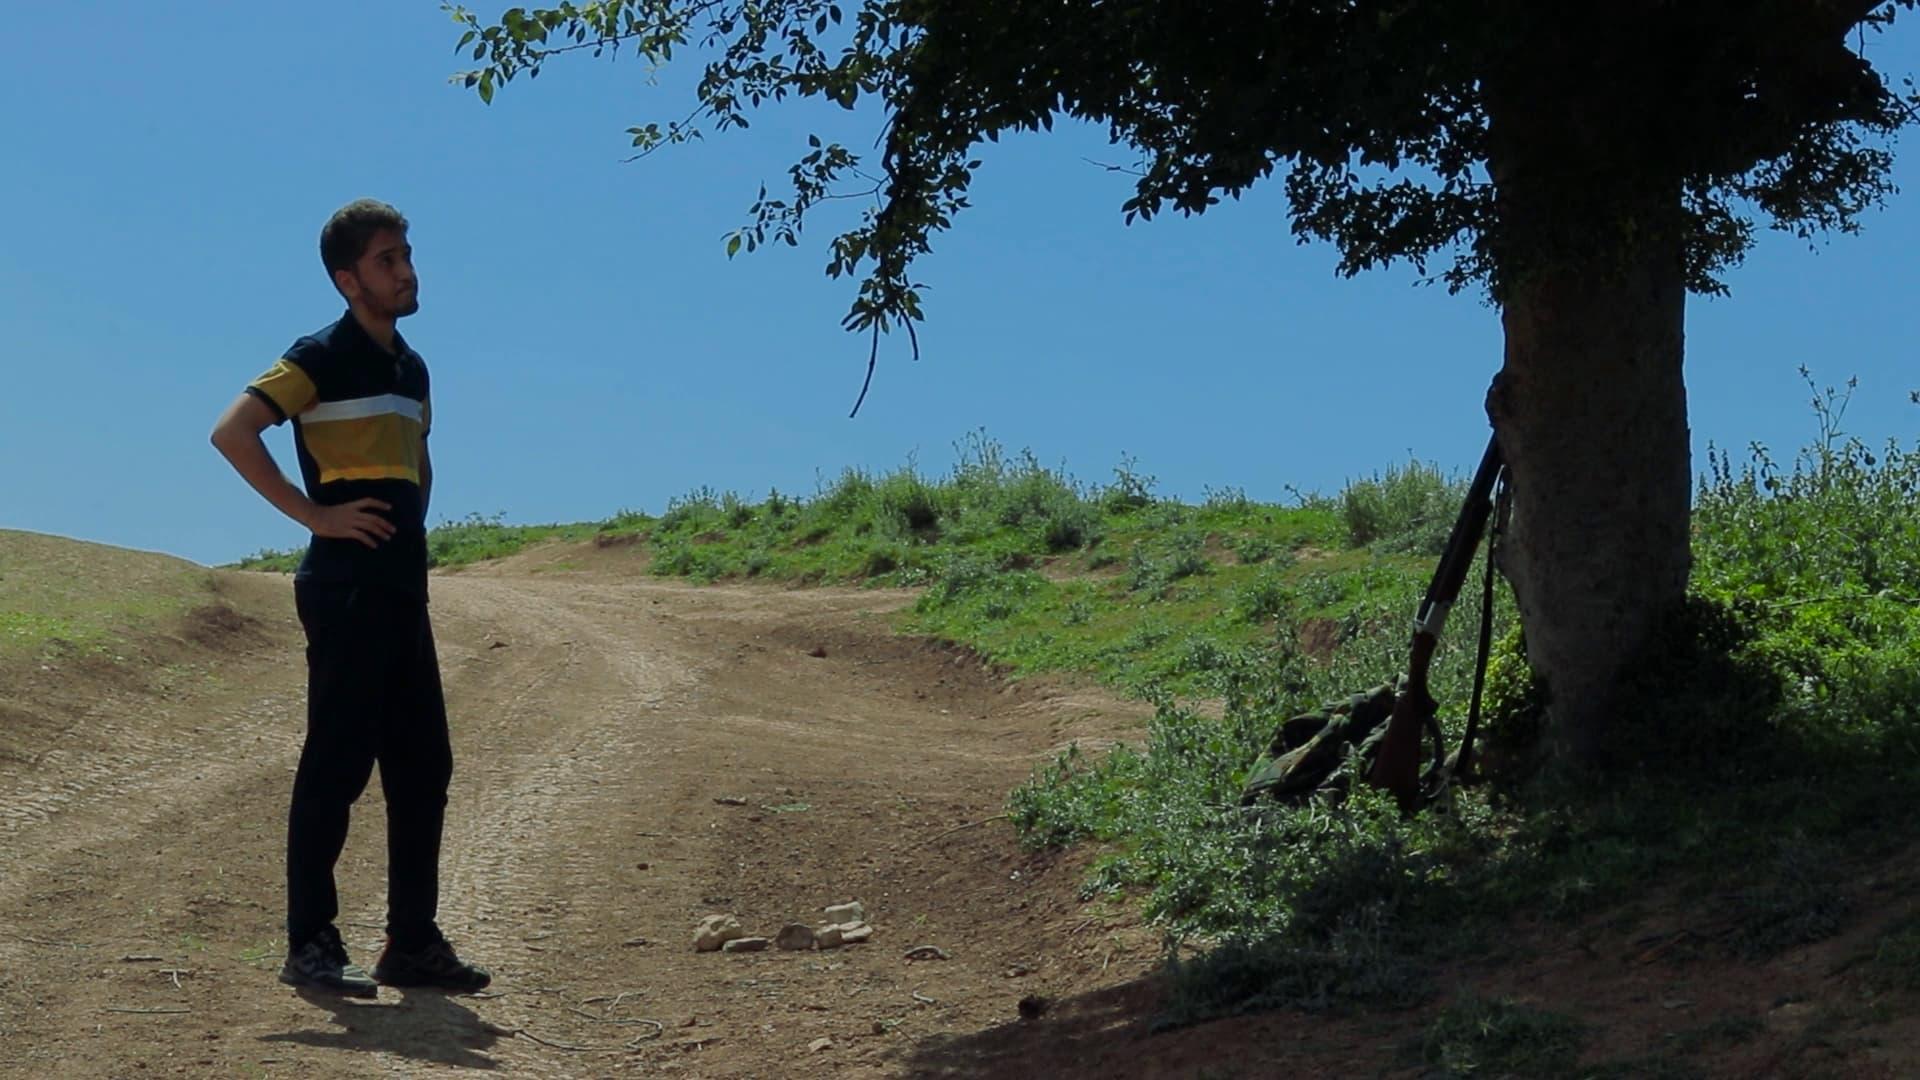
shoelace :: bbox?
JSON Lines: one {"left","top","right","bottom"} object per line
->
{"left": 311, "top": 928, "right": 352, "bottom": 966}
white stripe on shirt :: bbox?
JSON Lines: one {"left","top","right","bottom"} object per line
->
{"left": 301, "top": 394, "right": 423, "bottom": 424}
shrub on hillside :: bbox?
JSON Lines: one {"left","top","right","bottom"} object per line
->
{"left": 1127, "top": 530, "right": 1212, "bottom": 596}
{"left": 1100, "top": 453, "right": 1158, "bottom": 514}
{"left": 875, "top": 470, "right": 947, "bottom": 540}
{"left": 657, "top": 486, "right": 724, "bottom": 533}
{"left": 1340, "top": 458, "right": 1466, "bottom": 555}
{"left": 1233, "top": 534, "right": 1282, "bottom": 564}
{"left": 816, "top": 467, "right": 876, "bottom": 519}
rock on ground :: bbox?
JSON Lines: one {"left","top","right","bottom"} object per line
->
{"left": 823, "top": 900, "right": 866, "bottom": 924}
{"left": 694, "top": 913, "right": 745, "bottom": 952}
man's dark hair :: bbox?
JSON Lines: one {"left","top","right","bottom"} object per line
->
{"left": 320, "top": 199, "right": 409, "bottom": 278}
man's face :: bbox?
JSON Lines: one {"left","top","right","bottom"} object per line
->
{"left": 336, "top": 229, "right": 419, "bottom": 318}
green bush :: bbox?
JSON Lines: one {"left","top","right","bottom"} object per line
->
{"left": 1100, "top": 453, "right": 1158, "bottom": 514}
{"left": 1128, "top": 531, "right": 1211, "bottom": 595}
{"left": 1339, "top": 457, "right": 1466, "bottom": 555}
{"left": 657, "top": 485, "right": 724, "bottom": 533}
{"left": 1232, "top": 534, "right": 1281, "bottom": 564}
{"left": 1409, "top": 996, "right": 1584, "bottom": 1078}
{"left": 875, "top": 470, "right": 947, "bottom": 540}
{"left": 918, "top": 553, "right": 1002, "bottom": 608}
{"left": 1234, "top": 567, "right": 1295, "bottom": 625}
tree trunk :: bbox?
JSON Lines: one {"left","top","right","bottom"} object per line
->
{"left": 1485, "top": 232, "right": 1693, "bottom": 770}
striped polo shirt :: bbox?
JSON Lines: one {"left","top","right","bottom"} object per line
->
{"left": 246, "top": 310, "right": 433, "bottom": 595}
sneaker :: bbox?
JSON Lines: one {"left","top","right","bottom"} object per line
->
{"left": 278, "top": 926, "right": 377, "bottom": 998}
{"left": 371, "top": 933, "right": 491, "bottom": 992}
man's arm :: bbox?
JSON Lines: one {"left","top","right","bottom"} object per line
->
{"left": 419, "top": 439, "right": 432, "bottom": 521}
{"left": 209, "top": 392, "right": 395, "bottom": 549}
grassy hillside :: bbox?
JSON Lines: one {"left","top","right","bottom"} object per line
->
{"left": 0, "top": 529, "right": 228, "bottom": 660}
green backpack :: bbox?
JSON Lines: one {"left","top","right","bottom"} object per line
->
{"left": 1238, "top": 682, "right": 1400, "bottom": 806}
{"left": 1241, "top": 434, "right": 1507, "bottom": 812}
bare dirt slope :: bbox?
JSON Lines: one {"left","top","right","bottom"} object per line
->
{"left": 3, "top": 536, "right": 1916, "bottom": 1079}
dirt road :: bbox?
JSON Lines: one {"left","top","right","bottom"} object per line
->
{"left": 0, "top": 548, "right": 1228, "bottom": 1079}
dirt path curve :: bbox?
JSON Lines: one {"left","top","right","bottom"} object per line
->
{"left": 0, "top": 557, "right": 1168, "bottom": 1079}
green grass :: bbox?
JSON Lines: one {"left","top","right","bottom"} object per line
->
{"left": 1, "top": 529, "right": 218, "bottom": 658}
{"left": 237, "top": 937, "right": 284, "bottom": 971}
{"left": 0, "top": 611, "right": 90, "bottom": 651}
{"left": 1406, "top": 995, "right": 1585, "bottom": 1078}
{"left": 0, "top": 592, "right": 205, "bottom": 655}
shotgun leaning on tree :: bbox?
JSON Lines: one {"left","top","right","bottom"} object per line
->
{"left": 1238, "top": 434, "right": 1506, "bottom": 813}
{"left": 1365, "top": 434, "right": 1505, "bottom": 811}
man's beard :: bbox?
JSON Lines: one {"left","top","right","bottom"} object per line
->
{"left": 375, "top": 288, "right": 420, "bottom": 319}
{"left": 351, "top": 272, "right": 419, "bottom": 318}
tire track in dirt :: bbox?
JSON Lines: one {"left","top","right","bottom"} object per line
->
{"left": 0, "top": 563, "right": 1160, "bottom": 1079}
{"left": 0, "top": 689, "right": 302, "bottom": 864}
{"left": 379, "top": 577, "right": 702, "bottom": 965}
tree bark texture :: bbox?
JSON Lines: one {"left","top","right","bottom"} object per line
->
{"left": 1486, "top": 229, "right": 1693, "bottom": 770}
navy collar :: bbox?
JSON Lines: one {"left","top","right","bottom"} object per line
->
{"left": 337, "top": 306, "right": 411, "bottom": 358}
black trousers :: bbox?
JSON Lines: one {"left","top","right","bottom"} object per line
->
{"left": 287, "top": 581, "right": 452, "bottom": 951}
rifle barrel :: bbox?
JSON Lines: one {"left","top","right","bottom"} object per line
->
{"left": 1413, "top": 435, "right": 1503, "bottom": 639}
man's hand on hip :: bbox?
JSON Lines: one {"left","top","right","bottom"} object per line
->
{"left": 309, "top": 499, "right": 396, "bottom": 549}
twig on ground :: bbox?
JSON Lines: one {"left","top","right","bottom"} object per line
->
{"left": 917, "top": 814, "right": 1009, "bottom": 847}
{"left": 488, "top": 1022, "right": 664, "bottom": 1052}
{"left": 104, "top": 1006, "right": 190, "bottom": 1015}
{"left": 5, "top": 933, "right": 86, "bottom": 949}
{"left": 567, "top": 1007, "right": 666, "bottom": 1035}
{"left": 911, "top": 991, "right": 937, "bottom": 1006}
{"left": 566, "top": 989, "right": 665, "bottom": 1039}
{"left": 579, "top": 991, "right": 646, "bottom": 1011}
{"left": 498, "top": 1026, "right": 618, "bottom": 1052}
{"left": 120, "top": 954, "right": 164, "bottom": 963}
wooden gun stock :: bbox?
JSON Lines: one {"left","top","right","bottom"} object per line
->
{"left": 1365, "top": 435, "right": 1503, "bottom": 811}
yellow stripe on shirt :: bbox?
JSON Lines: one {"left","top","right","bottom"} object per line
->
{"left": 248, "top": 358, "right": 318, "bottom": 420}
{"left": 319, "top": 464, "right": 422, "bottom": 484}
{"left": 300, "top": 411, "right": 426, "bottom": 489}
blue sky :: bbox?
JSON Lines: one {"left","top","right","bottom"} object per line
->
{"left": 4, "top": 3, "right": 1917, "bottom": 567}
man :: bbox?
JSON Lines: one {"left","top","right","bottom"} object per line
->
{"left": 210, "top": 199, "right": 489, "bottom": 997}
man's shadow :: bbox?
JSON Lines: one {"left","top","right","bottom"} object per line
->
{"left": 259, "top": 987, "right": 502, "bottom": 1070}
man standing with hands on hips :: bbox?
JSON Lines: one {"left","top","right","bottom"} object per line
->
{"left": 210, "top": 199, "right": 489, "bottom": 997}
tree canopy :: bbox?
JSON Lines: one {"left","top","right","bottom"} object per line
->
{"left": 450, "top": 2, "right": 1918, "bottom": 371}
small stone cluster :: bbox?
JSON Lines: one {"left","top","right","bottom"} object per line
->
{"left": 693, "top": 900, "right": 875, "bottom": 954}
